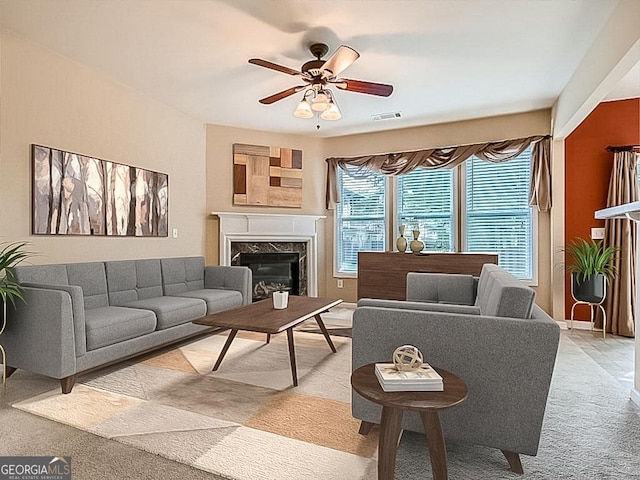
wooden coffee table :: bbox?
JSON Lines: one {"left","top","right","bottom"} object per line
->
{"left": 351, "top": 363, "right": 467, "bottom": 480}
{"left": 194, "top": 296, "right": 342, "bottom": 386}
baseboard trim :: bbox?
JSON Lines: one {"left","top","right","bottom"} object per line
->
{"left": 337, "top": 302, "right": 356, "bottom": 309}
{"left": 560, "top": 320, "right": 599, "bottom": 331}
{"left": 631, "top": 388, "right": 640, "bottom": 408}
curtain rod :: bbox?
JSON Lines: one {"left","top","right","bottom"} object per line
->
{"left": 606, "top": 145, "right": 640, "bottom": 152}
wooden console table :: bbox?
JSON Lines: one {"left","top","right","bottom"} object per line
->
{"left": 357, "top": 251, "right": 498, "bottom": 300}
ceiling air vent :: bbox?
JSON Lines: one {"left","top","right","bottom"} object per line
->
{"left": 371, "top": 111, "right": 402, "bottom": 121}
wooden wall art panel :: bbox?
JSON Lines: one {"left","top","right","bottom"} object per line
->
{"left": 233, "top": 143, "right": 302, "bottom": 207}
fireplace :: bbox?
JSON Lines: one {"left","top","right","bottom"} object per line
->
{"left": 231, "top": 241, "right": 307, "bottom": 299}
{"left": 214, "top": 212, "right": 325, "bottom": 297}
{"left": 238, "top": 252, "right": 300, "bottom": 301}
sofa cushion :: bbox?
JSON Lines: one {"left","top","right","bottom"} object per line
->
{"left": 106, "top": 259, "right": 164, "bottom": 306}
{"left": 161, "top": 257, "right": 205, "bottom": 295}
{"left": 14, "top": 264, "right": 69, "bottom": 285}
{"left": 16, "top": 261, "right": 110, "bottom": 309}
{"left": 85, "top": 306, "right": 157, "bottom": 350}
{"left": 475, "top": 264, "right": 495, "bottom": 311}
{"left": 406, "top": 272, "right": 476, "bottom": 305}
{"left": 175, "top": 289, "right": 243, "bottom": 314}
{"left": 124, "top": 296, "right": 207, "bottom": 330}
{"left": 66, "top": 262, "right": 109, "bottom": 309}
{"left": 476, "top": 264, "right": 535, "bottom": 318}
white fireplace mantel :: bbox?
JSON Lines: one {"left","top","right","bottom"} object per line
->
{"left": 211, "top": 212, "right": 326, "bottom": 296}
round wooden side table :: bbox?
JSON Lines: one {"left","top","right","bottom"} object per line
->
{"left": 351, "top": 363, "right": 468, "bottom": 480}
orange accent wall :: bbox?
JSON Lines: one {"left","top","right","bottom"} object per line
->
{"left": 564, "top": 98, "right": 640, "bottom": 320}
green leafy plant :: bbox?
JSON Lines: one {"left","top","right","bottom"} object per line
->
{"left": 271, "top": 283, "right": 290, "bottom": 293}
{"left": 0, "top": 242, "right": 32, "bottom": 309}
{"left": 564, "top": 238, "right": 618, "bottom": 282}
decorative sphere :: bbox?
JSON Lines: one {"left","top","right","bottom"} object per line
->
{"left": 392, "top": 345, "right": 424, "bottom": 371}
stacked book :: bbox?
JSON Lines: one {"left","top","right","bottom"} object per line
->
{"left": 374, "top": 363, "right": 444, "bottom": 392}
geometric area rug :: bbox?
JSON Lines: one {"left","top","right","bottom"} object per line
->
{"left": 13, "top": 331, "right": 378, "bottom": 480}
{"left": 12, "top": 330, "right": 640, "bottom": 479}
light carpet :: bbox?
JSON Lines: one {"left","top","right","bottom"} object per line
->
{"left": 13, "top": 330, "right": 378, "bottom": 480}
{"left": 12, "top": 329, "right": 640, "bottom": 479}
{"left": 395, "top": 334, "right": 640, "bottom": 479}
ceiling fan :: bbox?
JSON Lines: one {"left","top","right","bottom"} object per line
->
{"left": 249, "top": 43, "right": 393, "bottom": 121}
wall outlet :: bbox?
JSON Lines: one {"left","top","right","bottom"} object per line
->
{"left": 337, "top": 279, "right": 344, "bottom": 289}
{"left": 172, "top": 228, "right": 178, "bottom": 238}
{"left": 591, "top": 227, "right": 605, "bottom": 240}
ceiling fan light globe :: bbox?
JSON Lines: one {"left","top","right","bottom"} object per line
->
{"left": 314, "top": 92, "right": 329, "bottom": 103}
{"left": 311, "top": 92, "right": 331, "bottom": 111}
{"left": 321, "top": 103, "right": 342, "bottom": 120}
{"left": 293, "top": 99, "right": 314, "bottom": 119}
{"left": 311, "top": 102, "right": 330, "bottom": 112}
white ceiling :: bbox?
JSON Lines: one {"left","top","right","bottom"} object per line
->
{"left": 1, "top": 0, "right": 635, "bottom": 138}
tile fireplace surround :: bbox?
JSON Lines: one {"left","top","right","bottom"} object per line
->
{"left": 212, "top": 212, "right": 325, "bottom": 296}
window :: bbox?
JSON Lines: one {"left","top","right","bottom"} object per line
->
{"left": 334, "top": 147, "right": 535, "bottom": 280}
{"left": 397, "top": 167, "right": 454, "bottom": 252}
{"left": 335, "top": 166, "right": 387, "bottom": 274}
{"left": 464, "top": 151, "right": 534, "bottom": 279}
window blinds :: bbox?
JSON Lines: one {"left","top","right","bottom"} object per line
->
{"left": 336, "top": 166, "right": 387, "bottom": 273}
{"left": 397, "top": 168, "right": 454, "bottom": 252}
{"left": 465, "top": 149, "right": 533, "bottom": 279}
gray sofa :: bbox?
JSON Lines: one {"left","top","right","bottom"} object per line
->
{"left": 353, "top": 264, "right": 560, "bottom": 473}
{"left": 3, "top": 256, "right": 251, "bottom": 393}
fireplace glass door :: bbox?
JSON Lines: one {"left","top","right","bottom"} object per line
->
{"left": 239, "top": 252, "right": 300, "bottom": 301}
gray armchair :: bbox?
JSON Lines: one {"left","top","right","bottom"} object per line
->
{"left": 352, "top": 264, "right": 560, "bottom": 473}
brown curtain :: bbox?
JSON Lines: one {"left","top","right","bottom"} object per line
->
{"left": 603, "top": 151, "right": 638, "bottom": 337}
{"left": 528, "top": 137, "right": 552, "bottom": 212}
{"left": 325, "top": 135, "right": 551, "bottom": 210}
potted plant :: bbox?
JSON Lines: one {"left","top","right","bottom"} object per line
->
{"left": 564, "top": 238, "right": 618, "bottom": 303}
{"left": 0, "top": 242, "right": 32, "bottom": 320}
{"left": 271, "top": 283, "right": 290, "bottom": 310}
{"left": 0, "top": 241, "right": 32, "bottom": 386}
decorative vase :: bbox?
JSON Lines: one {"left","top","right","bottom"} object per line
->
{"left": 396, "top": 225, "right": 408, "bottom": 253}
{"left": 410, "top": 230, "right": 424, "bottom": 254}
{"left": 273, "top": 291, "right": 289, "bottom": 309}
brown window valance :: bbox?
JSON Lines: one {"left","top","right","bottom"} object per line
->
{"left": 325, "top": 135, "right": 551, "bottom": 212}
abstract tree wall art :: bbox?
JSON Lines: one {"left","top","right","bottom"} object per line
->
{"left": 32, "top": 145, "right": 168, "bottom": 237}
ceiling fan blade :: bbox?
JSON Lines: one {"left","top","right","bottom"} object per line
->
{"left": 249, "top": 58, "right": 300, "bottom": 76}
{"left": 320, "top": 45, "right": 360, "bottom": 77}
{"left": 333, "top": 78, "right": 393, "bottom": 97}
{"left": 259, "top": 86, "right": 306, "bottom": 105}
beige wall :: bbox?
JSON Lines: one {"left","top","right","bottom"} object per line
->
{"left": 323, "top": 110, "right": 553, "bottom": 310}
{"left": 204, "top": 124, "right": 327, "bottom": 291}
{"left": 0, "top": 32, "right": 206, "bottom": 263}
{"left": 2, "top": 30, "right": 554, "bottom": 312}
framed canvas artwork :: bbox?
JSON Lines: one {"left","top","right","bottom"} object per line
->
{"left": 32, "top": 144, "right": 168, "bottom": 236}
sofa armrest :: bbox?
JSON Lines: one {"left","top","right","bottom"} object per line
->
{"left": 204, "top": 266, "right": 252, "bottom": 305}
{"left": 3, "top": 286, "right": 78, "bottom": 378}
{"left": 20, "top": 283, "right": 87, "bottom": 355}
{"left": 406, "top": 272, "right": 477, "bottom": 305}
{"left": 357, "top": 298, "right": 481, "bottom": 315}
{"left": 352, "top": 305, "right": 560, "bottom": 455}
